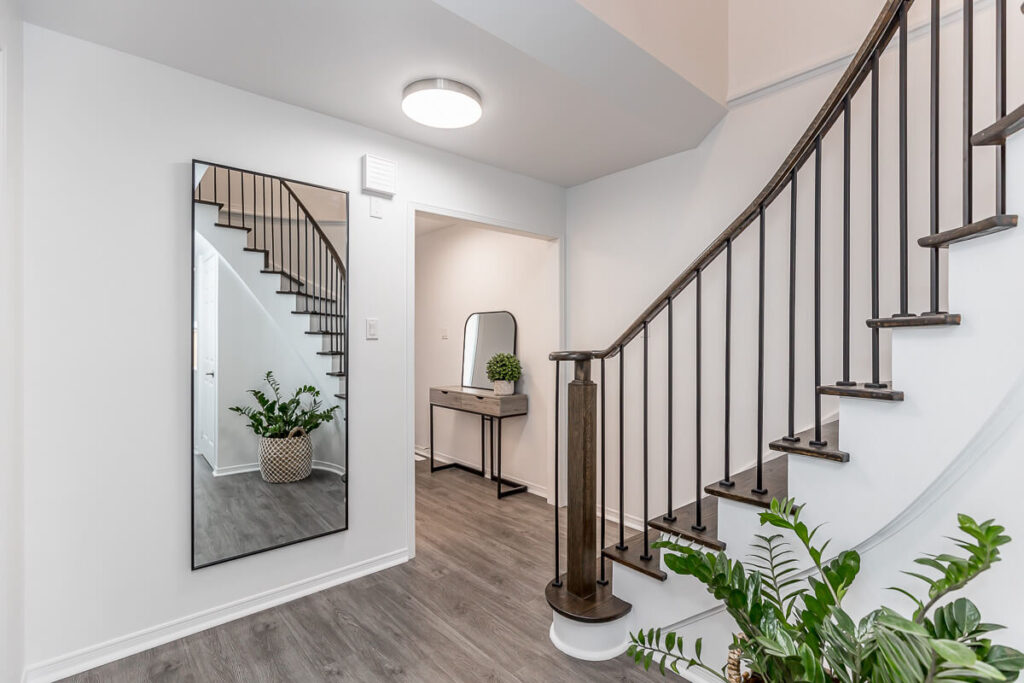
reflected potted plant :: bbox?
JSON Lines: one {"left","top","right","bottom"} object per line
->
{"left": 230, "top": 371, "right": 339, "bottom": 483}
{"left": 486, "top": 352, "right": 521, "bottom": 396}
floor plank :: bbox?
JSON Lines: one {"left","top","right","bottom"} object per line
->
{"left": 65, "top": 460, "right": 664, "bottom": 682}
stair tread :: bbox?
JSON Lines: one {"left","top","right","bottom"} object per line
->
{"left": 647, "top": 497, "right": 725, "bottom": 551}
{"left": 971, "top": 102, "right": 1024, "bottom": 146}
{"left": 545, "top": 573, "right": 632, "bottom": 624}
{"left": 279, "top": 290, "right": 338, "bottom": 301}
{"left": 194, "top": 199, "right": 223, "bottom": 208}
{"left": 326, "top": 371, "right": 346, "bottom": 377}
{"left": 705, "top": 455, "right": 787, "bottom": 509}
{"left": 317, "top": 350, "right": 344, "bottom": 356}
{"left": 818, "top": 382, "right": 904, "bottom": 401}
{"left": 770, "top": 420, "right": 848, "bottom": 462}
{"left": 214, "top": 225, "right": 249, "bottom": 236}
{"left": 602, "top": 531, "right": 667, "bottom": 581}
{"left": 291, "top": 311, "right": 344, "bottom": 318}
{"left": 918, "top": 214, "right": 1017, "bottom": 248}
{"left": 263, "top": 270, "right": 303, "bottom": 283}
{"left": 304, "top": 330, "right": 344, "bottom": 336}
{"left": 335, "top": 394, "right": 346, "bottom": 399}
{"left": 867, "top": 313, "right": 961, "bottom": 328}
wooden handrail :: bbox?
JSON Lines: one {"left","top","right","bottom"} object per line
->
{"left": 550, "top": 0, "right": 909, "bottom": 362}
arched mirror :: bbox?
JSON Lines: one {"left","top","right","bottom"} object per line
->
{"left": 461, "top": 311, "right": 517, "bottom": 390}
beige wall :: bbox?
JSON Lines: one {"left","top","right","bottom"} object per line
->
{"left": 577, "top": 0, "right": 728, "bottom": 103}
{"left": 415, "top": 217, "right": 559, "bottom": 496}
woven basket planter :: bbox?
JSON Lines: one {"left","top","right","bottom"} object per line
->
{"left": 258, "top": 427, "right": 312, "bottom": 483}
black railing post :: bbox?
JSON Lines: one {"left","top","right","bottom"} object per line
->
{"left": 641, "top": 321, "right": 651, "bottom": 561}
{"left": 599, "top": 356, "right": 608, "bottom": 585}
{"left": 754, "top": 205, "right": 767, "bottom": 495}
{"left": 995, "top": 0, "right": 1006, "bottom": 215}
{"left": 693, "top": 269, "right": 706, "bottom": 532}
{"left": 839, "top": 96, "right": 855, "bottom": 385}
{"left": 963, "top": 0, "right": 974, "bottom": 227}
{"left": 784, "top": 169, "right": 799, "bottom": 440}
{"left": 616, "top": 346, "right": 627, "bottom": 550}
{"left": 721, "top": 238, "right": 734, "bottom": 487}
{"left": 812, "top": 138, "right": 826, "bottom": 447}
{"left": 552, "top": 361, "right": 562, "bottom": 587}
{"left": 897, "top": 3, "right": 913, "bottom": 319}
{"left": 928, "top": 0, "right": 942, "bottom": 314}
{"left": 664, "top": 298, "right": 676, "bottom": 522}
{"left": 867, "top": 51, "right": 886, "bottom": 390}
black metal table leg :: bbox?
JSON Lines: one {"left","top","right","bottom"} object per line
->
{"left": 495, "top": 416, "right": 528, "bottom": 498}
{"left": 429, "top": 403, "right": 485, "bottom": 476}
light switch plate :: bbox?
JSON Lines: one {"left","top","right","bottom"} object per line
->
{"left": 369, "top": 196, "right": 384, "bottom": 219}
{"left": 365, "top": 318, "right": 379, "bottom": 340}
{"left": 441, "top": 328, "right": 448, "bottom": 340}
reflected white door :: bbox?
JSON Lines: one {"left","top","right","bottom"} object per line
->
{"left": 196, "top": 251, "right": 219, "bottom": 470}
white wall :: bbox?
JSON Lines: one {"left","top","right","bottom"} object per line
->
{"left": 0, "top": 0, "right": 22, "bottom": 679}
{"left": 20, "top": 23, "right": 563, "bottom": 680}
{"left": 415, "top": 220, "right": 560, "bottom": 495}
{"left": 566, "top": 1, "right": 1019, "bottom": 531}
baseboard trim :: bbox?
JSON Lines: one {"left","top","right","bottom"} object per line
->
{"left": 211, "top": 461, "right": 346, "bottom": 478}
{"left": 413, "top": 445, "right": 548, "bottom": 498}
{"left": 22, "top": 548, "right": 409, "bottom": 683}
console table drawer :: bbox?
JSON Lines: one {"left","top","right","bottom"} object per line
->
{"left": 430, "top": 387, "right": 527, "bottom": 417}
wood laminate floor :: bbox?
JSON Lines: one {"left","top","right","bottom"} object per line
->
{"left": 67, "top": 459, "right": 666, "bottom": 682}
{"left": 193, "top": 454, "right": 348, "bottom": 567}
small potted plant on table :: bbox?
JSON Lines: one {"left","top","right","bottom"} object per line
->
{"left": 486, "top": 352, "right": 522, "bottom": 396}
{"left": 230, "top": 371, "right": 340, "bottom": 483}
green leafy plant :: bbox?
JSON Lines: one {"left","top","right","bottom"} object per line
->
{"left": 229, "top": 371, "right": 339, "bottom": 438}
{"left": 485, "top": 352, "right": 522, "bottom": 383}
{"left": 627, "top": 499, "right": 1022, "bottom": 682}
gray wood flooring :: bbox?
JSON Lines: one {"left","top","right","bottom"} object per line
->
{"left": 68, "top": 460, "right": 666, "bottom": 682}
{"left": 193, "top": 453, "right": 347, "bottom": 567}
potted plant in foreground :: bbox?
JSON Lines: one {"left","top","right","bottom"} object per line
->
{"left": 486, "top": 352, "right": 522, "bottom": 396}
{"left": 628, "top": 498, "right": 1023, "bottom": 682}
{"left": 230, "top": 371, "right": 339, "bottom": 483}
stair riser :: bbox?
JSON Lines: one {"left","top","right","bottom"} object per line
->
{"left": 307, "top": 316, "right": 344, "bottom": 333}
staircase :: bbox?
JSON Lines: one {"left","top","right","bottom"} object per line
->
{"left": 193, "top": 162, "right": 347, "bottom": 402}
{"left": 545, "top": 0, "right": 1024, "bottom": 665}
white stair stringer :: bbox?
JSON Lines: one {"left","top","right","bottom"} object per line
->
{"left": 607, "top": 135, "right": 1024, "bottom": 675}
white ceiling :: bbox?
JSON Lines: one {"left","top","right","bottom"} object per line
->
{"left": 22, "top": 0, "right": 727, "bottom": 187}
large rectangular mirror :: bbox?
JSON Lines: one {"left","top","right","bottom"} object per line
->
{"left": 191, "top": 161, "right": 349, "bottom": 569}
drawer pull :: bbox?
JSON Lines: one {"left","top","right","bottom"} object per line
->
{"left": 476, "top": 395, "right": 485, "bottom": 400}
{"left": 441, "top": 390, "right": 448, "bottom": 394}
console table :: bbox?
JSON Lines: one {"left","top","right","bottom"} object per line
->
{"left": 428, "top": 385, "right": 528, "bottom": 498}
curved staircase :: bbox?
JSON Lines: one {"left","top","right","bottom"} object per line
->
{"left": 545, "top": 0, "right": 1024, "bottom": 665}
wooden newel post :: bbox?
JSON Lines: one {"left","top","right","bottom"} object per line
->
{"left": 566, "top": 358, "right": 597, "bottom": 598}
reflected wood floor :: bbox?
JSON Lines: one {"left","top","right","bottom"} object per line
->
{"left": 193, "top": 453, "right": 348, "bottom": 567}
{"left": 66, "top": 459, "right": 665, "bottom": 682}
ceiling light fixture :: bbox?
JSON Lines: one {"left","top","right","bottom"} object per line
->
{"left": 402, "top": 78, "right": 482, "bottom": 129}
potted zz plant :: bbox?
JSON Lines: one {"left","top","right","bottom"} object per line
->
{"left": 230, "top": 371, "right": 339, "bottom": 483}
{"left": 486, "top": 352, "right": 522, "bottom": 396}
{"left": 628, "top": 498, "right": 1023, "bottom": 682}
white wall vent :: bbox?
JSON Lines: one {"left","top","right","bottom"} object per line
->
{"left": 362, "top": 154, "right": 397, "bottom": 197}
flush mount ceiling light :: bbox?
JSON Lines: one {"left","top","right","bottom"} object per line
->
{"left": 402, "top": 78, "right": 482, "bottom": 129}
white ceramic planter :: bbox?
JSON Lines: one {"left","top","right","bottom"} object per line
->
{"left": 493, "top": 380, "right": 514, "bottom": 396}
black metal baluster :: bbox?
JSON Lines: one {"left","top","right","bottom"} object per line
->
{"left": 270, "top": 179, "right": 277, "bottom": 279}
{"left": 784, "top": 170, "right": 799, "bottom": 442}
{"left": 929, "top": 0, "right": 942, "bottom": 314}
{"left": 214, "top": 165, "right": 218, "bottom": 208}
{"left": 227, "top": 169, "right": 232, "bottom": 228}
{"left": 840, "top": 97, "right": 856, "bottom": 384}
{"left": 963, "top": 0, "right": 974, "bottom": 226}
{"left": 721, "top": 239, "right": 734, "bottom": 486}
{"left": 641, "top": 321, "right": 651, "bottom": 561}
{"left": 263, "top": 176, "right": 268, "bottom": 254}
{"left": 598, "top": 356, "right": 608, "bottom": 585}
{"left": 664, "top": 298, "right": 676, "bottom": 522}
{"left": 867, "top": 52, "right": 886, "bottom": 389}
{"left": 240, "top": 171, "right": 246, "bottom": 239}
{"left": 693, "top": 269, "right": 706, "bottom": 532}
{"left": 617, "top": 346, "right": 627, "bottom": 550}
{"left": 754, "top": 205, "right": 767, "bottom": 495}
{"left": 288, "top": 192, "right": 294, "bottom": 292}
{"left": 552, "top": 361, "right": 561, "bottom": 587}
{"left": 995, "top": 0, "right": 1006, "bottom": 214}
{"left": 812, "top": 138, "right": 826, "bottom": 447}
{"left": 897, "top": 3, "right": 912, "bottom": 318}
